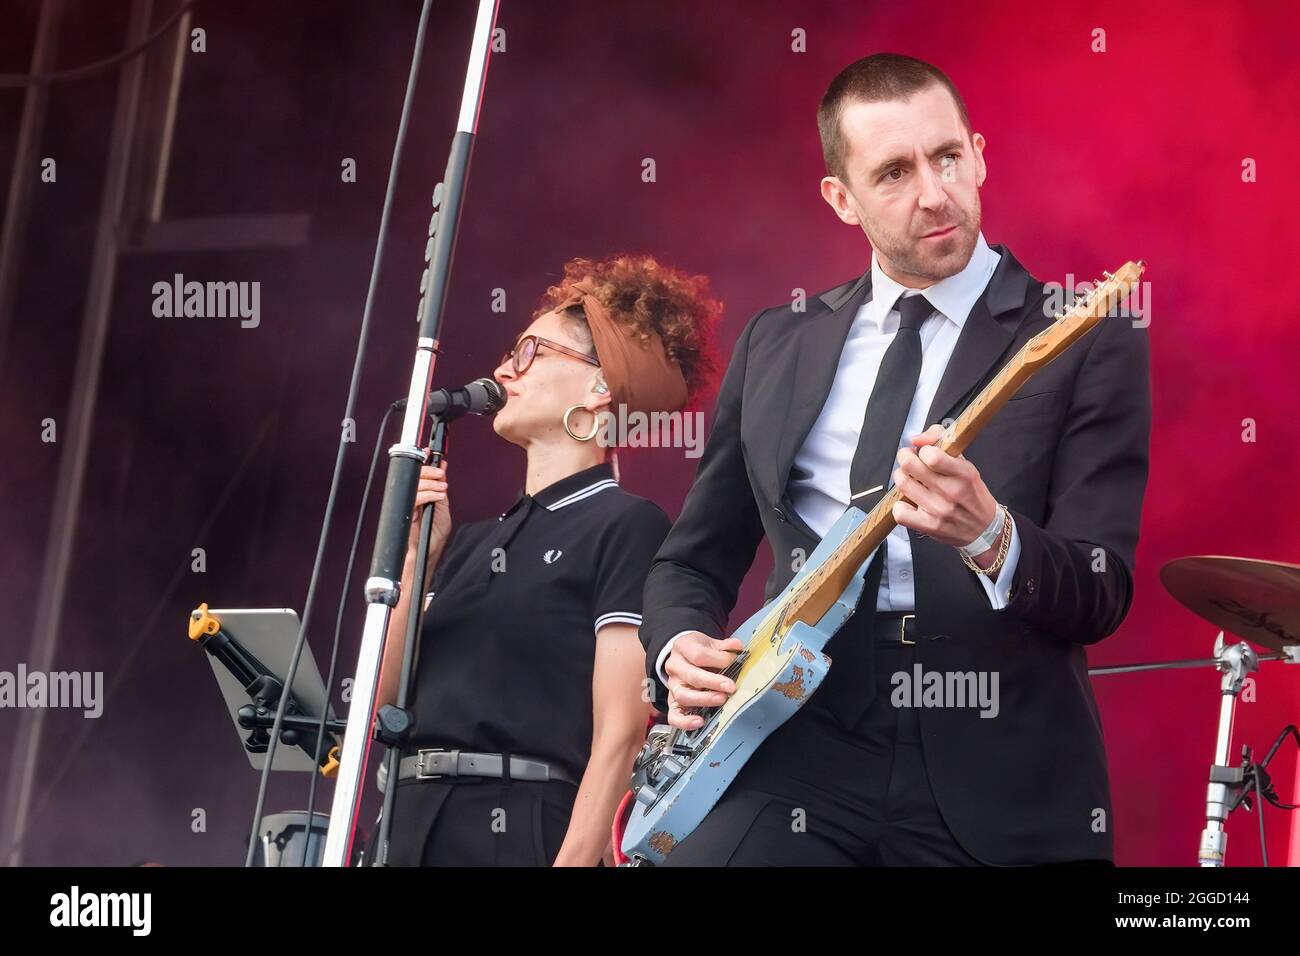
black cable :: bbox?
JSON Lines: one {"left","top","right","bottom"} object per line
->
{"left": 297, "top": 404, "right": 396, "bottom": 864}
{"left": 1256, "top": 766, "right": 1267, "bottom": 867}
{"left": 1254, "top": 724, "right": 1300, "bottom": 866}
{"left": 242, "top": 0, "right": 435, "bottom": 867}
{"left": 0, "top": 1, "right": 203, "bottom": 89}
{"left": 1257, "top": 724, "right": 1300, "bottom": 801}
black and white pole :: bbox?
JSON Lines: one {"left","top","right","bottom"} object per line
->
{"left": 322, "top": 0, "right": 499, "bottom": 868}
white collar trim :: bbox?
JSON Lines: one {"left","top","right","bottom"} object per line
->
{"left": 545, "top": 478, "right": 618, "bottom": 511}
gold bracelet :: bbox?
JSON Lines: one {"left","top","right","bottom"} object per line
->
{"left": 959, "top": 504, "right": 1012, "bottom": 577}
{"left": 982, "top": 509, "right": 1013, "bottom": 575}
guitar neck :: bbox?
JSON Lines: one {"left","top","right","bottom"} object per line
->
{"left": 778, "top": 258, "right": 1144, "bottom": 628}
{"left": 784, "top": 353, "right": 1035, "bottom": 626}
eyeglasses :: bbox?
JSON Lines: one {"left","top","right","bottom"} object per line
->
{"left": 501, "top": 334, "right": 600, "bottom": 375}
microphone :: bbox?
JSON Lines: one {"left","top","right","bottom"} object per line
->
{"left": 393, "top": 377, "right": 507, "bottom": 420}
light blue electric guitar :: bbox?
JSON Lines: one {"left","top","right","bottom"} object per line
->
{"left": 620, "top": 261, "right": 1145, "bottom": 865}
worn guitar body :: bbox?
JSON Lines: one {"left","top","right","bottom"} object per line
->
{"left": 619, "top": 260, "right": 1146, "bottom": 866}
{"left": 620, "top": 505, "right": 877, "bottom": 865}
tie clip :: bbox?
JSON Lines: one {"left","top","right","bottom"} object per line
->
{"left": 850, "top": 484, "right": 885, "bottom": 501}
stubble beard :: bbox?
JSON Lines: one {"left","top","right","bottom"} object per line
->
{"left": 867, "top": 192, "right": 981, "bottom": 284}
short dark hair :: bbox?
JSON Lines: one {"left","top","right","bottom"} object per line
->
{"left": 817, "top": 53, "right": 972, "bottom": 184}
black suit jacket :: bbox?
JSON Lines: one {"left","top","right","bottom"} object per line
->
{"left": 640, "top": 244, "right": 1151, "bottom": 864}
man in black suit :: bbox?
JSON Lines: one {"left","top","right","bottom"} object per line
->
{"left": 640, "top": 53, "right": 1150, "bottom": 865}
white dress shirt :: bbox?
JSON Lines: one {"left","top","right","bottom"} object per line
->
{"left": 656, "top": 231, "right": 1020, "bottom": 682}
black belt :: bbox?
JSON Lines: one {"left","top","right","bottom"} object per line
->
{"left": 872, "top": 611, "right": 918, "bottom": 644}
{"left": 395, "top": 748, "right": 577, "bottom": 786}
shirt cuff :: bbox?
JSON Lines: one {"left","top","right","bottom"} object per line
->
{"left": 974, "top": 517, "right": 1021, "bottom": 610}
{"left": 654, "top": 630, "right": 697, "bottom": 685}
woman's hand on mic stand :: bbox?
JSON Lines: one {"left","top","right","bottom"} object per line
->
{"left": 406, "top": 460, "right": 452, "bottom": 581}
{"left": 379, "top": 459, "right": 452, "bottom": 711}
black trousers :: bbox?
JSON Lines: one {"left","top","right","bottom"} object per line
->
{"left": 385, "top": 776, "right": 578, "bottom": 866}
{"left": 664, "top": 634, "right": 983, "bottom": 867}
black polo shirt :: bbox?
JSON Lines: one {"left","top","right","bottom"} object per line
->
{"left": 408, "top": 462, "right": 671, "bottom": 782}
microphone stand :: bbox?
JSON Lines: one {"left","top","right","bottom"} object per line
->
{"left": 322, "top": 0, "right": 500, "bottom": 867}
{"left": 371, "top": 417, "right": 445, "bottom": 866}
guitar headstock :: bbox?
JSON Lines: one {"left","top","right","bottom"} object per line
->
{"left": 1021, "top": 260, "right": 1146, "bottom": 370}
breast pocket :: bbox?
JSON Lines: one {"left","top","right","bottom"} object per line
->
{"left": 987, "top": 389, "right": 1059, "bottom": 425}
{"left": 965, "top": 390, "right": 1061, "bottom": 495}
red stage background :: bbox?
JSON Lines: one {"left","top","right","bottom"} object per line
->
{"left": 0, "top": 0, "right": 1298, "bottom": 865}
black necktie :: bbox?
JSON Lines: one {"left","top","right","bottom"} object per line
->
{"left": 819, "top": 290, "right": 933, "bottom": 731}
{"left": 848, "top": 291, "right": 934, "bottom": 507}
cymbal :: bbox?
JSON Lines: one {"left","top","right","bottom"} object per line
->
{"left": 1161, "top": 556, "right": 1300, "bottom": 651}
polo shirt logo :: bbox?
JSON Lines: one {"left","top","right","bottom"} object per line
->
{"left": 543, "top": 549, "right": 563, "bottom": 564}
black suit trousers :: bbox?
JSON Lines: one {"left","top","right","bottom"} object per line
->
{"left": 386, "top": 777, "right": 577, "bottom": 866}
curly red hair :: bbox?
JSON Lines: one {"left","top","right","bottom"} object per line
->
{"left": 535, "top": 254, "right": 722, "bottom": 405}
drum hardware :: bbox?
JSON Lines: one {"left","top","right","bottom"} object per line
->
{"left": 1089, "top": 555, "right": 1300, "bottom": 865}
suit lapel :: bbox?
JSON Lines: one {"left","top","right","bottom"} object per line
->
{"left": 922, "top": 244, "right": 1033, "bottom": 427}
{"left": 768, "top": 244, "right": 1035, "bottom": 504}
{"left": 768, "top": 271, "right": 873, "bottom": 503}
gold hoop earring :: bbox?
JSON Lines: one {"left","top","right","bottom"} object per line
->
{"left": 563, "top": 404, "right": 600, "bottom": 442}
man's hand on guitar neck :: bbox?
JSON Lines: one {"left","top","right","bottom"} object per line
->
{"left": 663, "top": 632, "right": 744, "bottom": 730}
{"left": 891, "top": 423, "right": 1006, "bottom": 574}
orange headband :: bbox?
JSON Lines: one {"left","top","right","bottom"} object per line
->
{"left": 558, "top": 279, "right": 688, "bottom": 416}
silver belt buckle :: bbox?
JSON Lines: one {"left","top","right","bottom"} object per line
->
{"left": 900, "top": 613, "right": 915, "bottom": 645}
{"left": 415, "top": 747, "right": 455, "bottom": 779}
